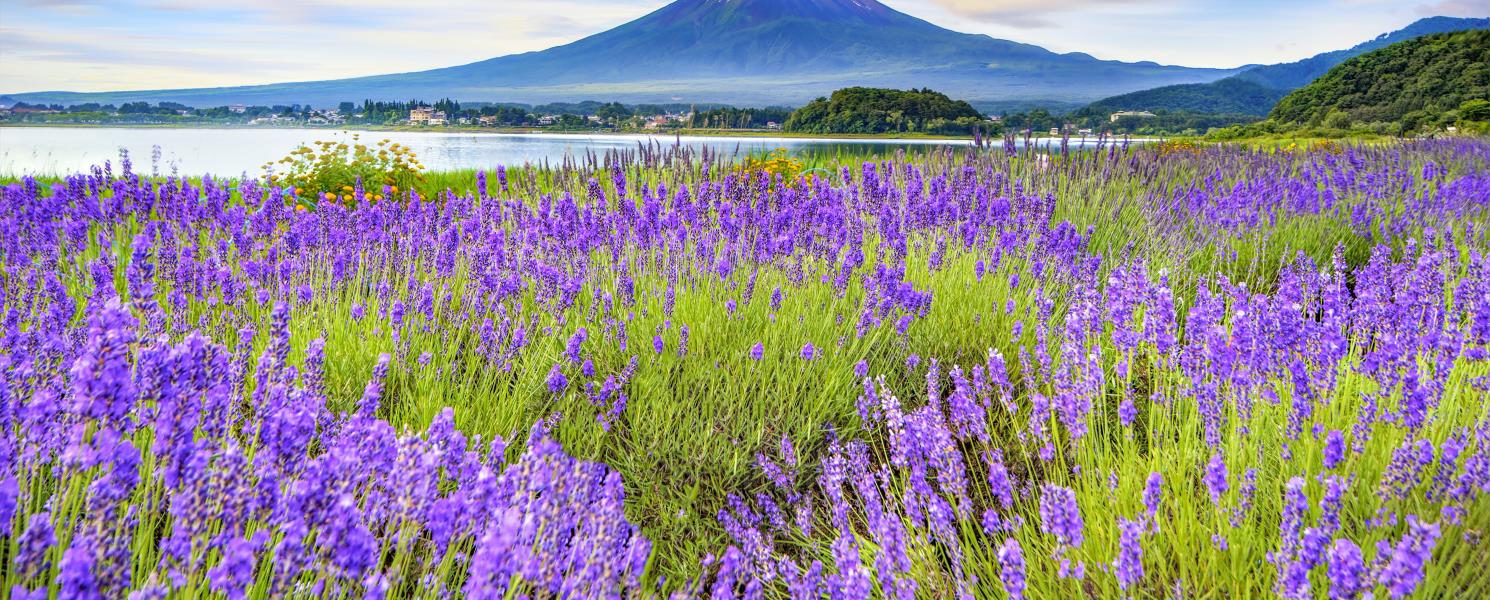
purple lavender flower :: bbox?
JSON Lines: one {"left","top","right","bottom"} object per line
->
{"left": 1204, "top": 452, "right": 1229, "bottom": 505}
{"left": 57, "top": 534, "right": 99, "bottom": 600}
{"left": 985, "top": 451, "right": 1015, "bottom": 510}
{"left": 1324, "top": 429, "right": 1345, "bottom": 470}
{"left": 998, "top": 537, "right": 1027, "bottom": 600}
{"left": 750, "top": 342, "right": 764, "bottom": 361}
{"left": 1113, "top": 517, "right": 1145, "bottom": 591}
{"left": 1143, "top": 471, "right": 1163, "bottom": 523}
{"left": 1118, "top": 398, "right": 1137, "bottom": 427}
{"left": 801, "top": 343, "right": 817, "bottom": 361}
{"left": 15, "top": 512, "right": 55, "bottom": 579}
{"left": 1327, "top": 538, "right": 1365, "bottom": 600}
{"left": 207, "top": 536, "right": 257, "bottom": 600}
{"left": 1378, "top": 515, "right": 1441, "bottom": 598}
{"left": 565, "top": 327, "right": 588, "bottom": 364}
{"left": 1039, "top": 484, "right": 1084, "bottom": 547}
{"left": 546, "top": 363, "right": 569, "bottom": 395}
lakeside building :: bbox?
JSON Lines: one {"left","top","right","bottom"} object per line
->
{"left": 409, "top": 107, "right": 447, "bottom": 126}
{"left": 1109, "top": 110, "right": 1156, "bottom": 123}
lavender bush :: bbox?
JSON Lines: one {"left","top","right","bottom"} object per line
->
{"left": 2, "top": 139, "right": 1489, "bottom": 598}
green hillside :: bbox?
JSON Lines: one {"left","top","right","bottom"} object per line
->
{"left": 1075, "top": 17, "right": 1489, "bottom": 118}
{"left": 1270, "top": 30, "right": 1490, "bottom": 127}
{"left": 1080, "top": 78, "right": 1288, "bottom": 116}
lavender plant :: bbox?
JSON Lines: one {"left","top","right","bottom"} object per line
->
{"left": 2, "top": 139, "right": 1489, "bottom": 598}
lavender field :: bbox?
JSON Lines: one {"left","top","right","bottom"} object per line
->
{"left": 2, "top": 139, "right": 1489, "bottom": 599}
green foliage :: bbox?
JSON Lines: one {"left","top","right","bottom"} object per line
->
{"left": 1068, "top": 17, "right": 1490, "bottom": 124}
{"left": 1079, "top": 77, "right": 1289, "bottom": 117}
{"left": 266, "top": 134, "right": 425, "bottom": 204}
{"left": 1460, "top": 98, "right": 1490, "bottom": 121}
{"left": 687, "top": 106, "right": 792, "bottom": 129}
{"left": 1270, "top": 30, "right": 1490, "bottom": 127}
{"left": 783, "top": 87, "right": 985, "bottom": 135}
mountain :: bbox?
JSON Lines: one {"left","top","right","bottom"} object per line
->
{"left": 1076, "top": 16, "right": 1490, "bottom": 117}
{"left": 1270, "top": 30, "right": 1490, "bottom": 126}
{"left": 2, "top": 0, "right": 1240, "bottom": 108}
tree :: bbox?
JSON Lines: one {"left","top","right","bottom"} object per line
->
{"left": 1460, "top": 99, "right": 1490, "bottom": 121}
{"left": 783, "top": 87, "right": 983, "bottom": 135}
{"left": 1322, "top": 109, "right": 1352, "bottom": 129}
{"left": 595, "top": 102, "right": 632, "bottom": 123}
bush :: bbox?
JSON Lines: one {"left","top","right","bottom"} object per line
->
{"left": 266, "top": 134, "right": 426, "bottom": 207}
{"left": 737, "top": 148, "right": 805, "bottom": 185}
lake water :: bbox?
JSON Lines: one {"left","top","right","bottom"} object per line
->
{"left": 0, "top": 126, "right": 1111, "bottom": 176}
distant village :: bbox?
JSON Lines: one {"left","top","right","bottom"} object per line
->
{"left": 0, "top": 98, "right": 789, "bottom": 133}
{"left": 0, "top": 96, "right": 1166, "bottom": 136}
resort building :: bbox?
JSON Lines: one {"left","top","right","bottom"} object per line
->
{"left": 1109, "top": 110, "right": 1156, "bottom": 123}
{"left": 409, "top": 107, "right": 447, "bottom": 126}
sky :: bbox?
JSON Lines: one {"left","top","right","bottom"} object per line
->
{"left": 0, "top": 0, "right": 1484, "bottom": 93}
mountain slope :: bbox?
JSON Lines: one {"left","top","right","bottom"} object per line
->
{"left": 1270, "top": 29, "right": 1490, "bottom": 125}
{"left": 1079, "top": 78, "right": 1289, "bottom": 116}
{"left": 3, "top": 0, "right": 1238, "bottom": 107}
{"left": 1076, "top": 16, "right": 1489, "bottom": 116}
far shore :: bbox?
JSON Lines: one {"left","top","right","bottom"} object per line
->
{"left": 0, "top": 121, "right": 1001, "bottom": 141}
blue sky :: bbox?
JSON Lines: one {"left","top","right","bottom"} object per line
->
{"left": 0, "top": 0, "right": 1483, "bottom": 92}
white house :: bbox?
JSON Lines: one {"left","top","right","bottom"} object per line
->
{"left": 1109, "top": 111, "right": 1156, "bottom": 123}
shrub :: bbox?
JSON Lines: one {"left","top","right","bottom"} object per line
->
{"left": 737, "top": 148, "right": 805, "bottom": 185}
{"left": 266, "top": 134, "right": 425, "bottom": 206}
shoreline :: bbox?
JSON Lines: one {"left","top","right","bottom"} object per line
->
{"left": 0, "top": 122, "right": 998, "bottom": 142}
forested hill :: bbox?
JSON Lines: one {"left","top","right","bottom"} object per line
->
{"left": 1079, "top": 78, "right": 1289, "bottom": 117}
{"left": 1270, "top": 30, "right": 1490, "bottom": 127}
{"left": 1073, "top": 16, "right": 1489, "bottom": 117}
{"left": 782, "top": 88, "right": 984, "bottom": 135}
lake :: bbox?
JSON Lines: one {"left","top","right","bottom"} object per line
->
{"left": 0, "top": 126, "right": 1116, "bottom": 176}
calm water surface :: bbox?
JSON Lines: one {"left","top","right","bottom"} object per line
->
{"left": 0, "top": 126, "right": 1112, "bottom": 176}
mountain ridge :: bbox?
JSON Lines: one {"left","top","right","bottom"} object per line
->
{"left": 1077, "top": 16, "right": 1490, "bottom": 117}
{"left": 1270, "top": 29, "right": 1490, "bottom": 126}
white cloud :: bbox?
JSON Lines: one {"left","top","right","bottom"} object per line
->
{"left": 0, "top": 0, "right": 670, "bottom": 91}
{"left": 920, "top": 0, "right": 1157, "bottom": 27}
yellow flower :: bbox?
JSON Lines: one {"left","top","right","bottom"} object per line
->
{"left": 324, "top": 192, "right": 336, "bottom": 201}
{"left": 294, "top": 187, "right": 303, "bottom": 195}
{"left": 295, "top": 204, "right": 307, "bottom": 212}
{"left": 374, "top": 194, "right": 383, "bottom": 201}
